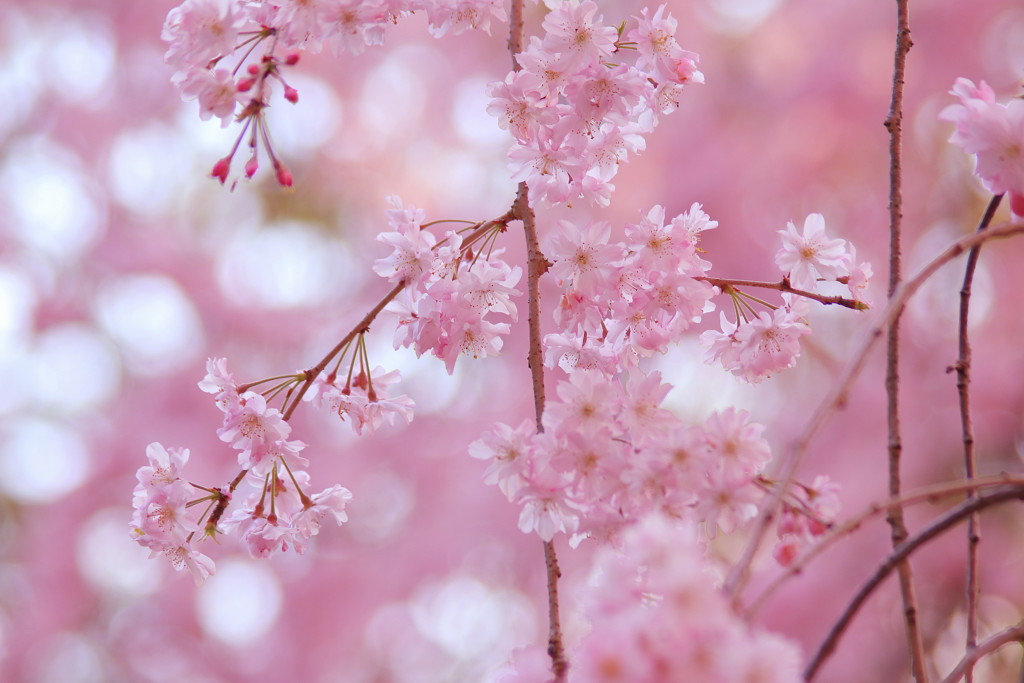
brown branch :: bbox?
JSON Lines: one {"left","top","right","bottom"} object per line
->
{"left": 724, "top": 220, "right": 1024, "bottom": 600}
{"left": 940, "top": 620, "right": 1024, "bottom": 683}
{"left": 512, "top": 181, "right": 565, "bottom": 680}
{"left": 508, "top": 3, "right": 564, "bottom": 678}
{"left": 698, "top": 277, "right": 868, "bottom": 310}
{"left": 803, "top": 485, "right": 1024, "bottom": 681}
{"left": 881, "top": 0, "right": 924, "bottom": 678}
{"left": 744, "top": 473, "right": 1024, "bottom": 618}
{"left": 952, "top": 194, "right": 1004, "bottom": 682}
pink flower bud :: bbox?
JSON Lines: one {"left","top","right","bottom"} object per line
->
{"left": 211, "top": 157, "right": 231, "bottom": 184}
{"left": 244, "top": 156, "right": 259, "bottom": 179}
{"left": 247, "top": 64, "right": 260, "bottom": 75}
{"left": 274, "top": 161, "right": 293, "bottom": 188}
{"left": 237, "top": 77, "right": 256, "bottom": 92}
{"left": 284, "top": 87, "right": 299, "bottom": 104}
{"left": 285, "top": 53, "right": 300, "bottom": 66}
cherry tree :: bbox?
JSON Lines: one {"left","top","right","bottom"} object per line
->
{"left": 4, "top": 0, "right": 1024, "bottom": 681}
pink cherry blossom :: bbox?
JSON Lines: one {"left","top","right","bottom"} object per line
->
{"left": 941, "top": 77, "right": 1024, "bottom": 199}
{"left": 775, "top": 213, "right": 849, "bottom": 290}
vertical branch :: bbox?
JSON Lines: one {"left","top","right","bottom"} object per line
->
{"left": 517, "top": 180, "right": 566, "bottom": 680}
{"left": 954, "top": 193, "right": 1003, "bottom": 683}
{"left": 508, "top": 2, "right": 565, "bottom": 679}
{"left": 882, "top": 1, "right": 926, "bottom": 680}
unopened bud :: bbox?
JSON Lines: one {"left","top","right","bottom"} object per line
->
{"left": 211, "top": 157, "right": 231, "bottom": 184}
{"left": 237, "top": 77, "right": 256, "bottom": 92}
{"left": 273, "top": 160, "right": 293, "bottom": 188}
{"left": 285, "top": 52, "right": 300, "bottom": 66}
{"left": 247, "top": 64, "right": 260, "bottom": 75}
{"left": 244, "top": 156, "right": 259, "bottom": 179}
{"left": 284, "top": 86, "right": 299, "bottom": 104}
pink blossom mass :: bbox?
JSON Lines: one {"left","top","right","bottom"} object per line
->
{"left": 5, "top": 0, "right": 1024, "bottom": 682}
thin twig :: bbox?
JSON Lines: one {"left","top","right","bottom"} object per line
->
{"left": 803, "top": 485, "right": 1024, "bottom": 680}
{"left": 953, "top": 194, "right": 1004, "bottom": 683}
{"left": 724, "top": 220, "right": 1024, "bottom": 600}
{"left": 698, "top": 277, "right": 867, "bottom": 310}
{"left": 881, "top": 0, "right": 925, "bottom": 677}
{"left": 940, "top": 620, "right": 1024, "bottom": 683}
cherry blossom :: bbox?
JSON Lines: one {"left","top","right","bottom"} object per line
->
{"left": 941, "top": 77, "right": 1024, "bottom": 208}
{"left": 775, "top": 213, "right": 849, "bottom": 290}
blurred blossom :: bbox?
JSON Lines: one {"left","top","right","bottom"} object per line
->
{"left": 93, "top": 273, "right": 203, "bottom": 376}
{"left": 701, "top": 0, "right": 784, "bottom": 33}
{"left": 452, "top": 77, "right": 509, "bottom": 147}
{"left": 357, "top": 48, "right": 434, "bottom": 149}
{"left": 77, "top": 508, "right": 162, "bottom": 598}
{"left": 29, "top": 323, "right": 121, "bottom": 413}
{"left": 1, "top": 139, "right": 103, "bottom": 263}
{"left": 106, "top": 122, "right": 196, "bottom": 217}
{"left": 410, "top": 575, "right": 535, "bottom": 663}
{"left": 45, "top": 11, "right": 115, "bottom": 105}
{"left": 0, "top": 418, "right": 90, "bottom": 504}
{"left": 216, "top": 221, "right": 358, "bottom": 309}
{"left": 0, "top": 9, "right": 44, "bottom": 136}
{"left": 23, "top": 632, "right": 111, "bottom": 683}
{"left": 346, "top": 469, "right": 415, "bottom": 543}
{"left": 196, "top": 560, "right": 282, "bottom": 646}
{"left": 269, "top": 73, "right": 342, "bottom": 155}
{"left": 0, "top": 266, "right": 36, "bottom": 346}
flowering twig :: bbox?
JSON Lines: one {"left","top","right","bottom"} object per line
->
{"left": 803, "top": 484, "right": 1024, "bottom": 680}
{"left": 939, "top": 620, "right": 1024, "bottom": 683}
{"left": 952, "top": 193, "right": 1004, "bottom": 683}
{"left": 281, "top": 215, "right": 511, "bottom": 420}
{"left": 725, "top": 220, "right": 1024, "bottom": 600}
{"left": 881, "top": 0, "right": 925, "bottom": 678}
{"left": 698, "top": 276, "right": 867, "bottom": 310}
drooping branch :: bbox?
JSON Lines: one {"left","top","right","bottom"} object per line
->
{"left": 953, "top": 193, "right": 1004, "bottom": 683}
{"left": 725, "top": 220, "right": 1024, "bottom": 600}
{"left": 804, "top": 485, "right": 1024, "bottom": 680}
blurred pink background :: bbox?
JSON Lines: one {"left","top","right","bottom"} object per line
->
{"left": 2, "top": 0, "right": 1024, "bottom": 681}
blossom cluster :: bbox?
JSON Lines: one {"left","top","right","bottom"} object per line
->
{"left": 471, "top": 205, "right": 849, "bottom": 551}
{"left": 375, "top": 197, "right": 523, "bottom": 374}
{"left": 471, "top": 377, "right": 777, "bottom": 546}
{"left": 308, "top": 364, "right": 415, "bottom": 436}
{"left": 773, "top": 475, "right": 841, "bottom": 567}
{"left": 130, "top": 443, "right": 217, "bottom": 583}
{"left": 488, "top": 2, "right": 703, "bottom": 206}
{"left": 163, "top": 0, "right": 507, "bottom": 185}
{"left": 941, "top": 77, "right": 1024, "bottom": 215}
{"left": 567, "top": 515, "right": 804, "bottom": 683}
{"left": 542, "top": 203, "right": 718, "bottom": 374}
{"left": 130, "top": 358, "right": 357, "bottom": 581}
{"left": 701, "top": 213, "right": 870, "bottom": 383}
